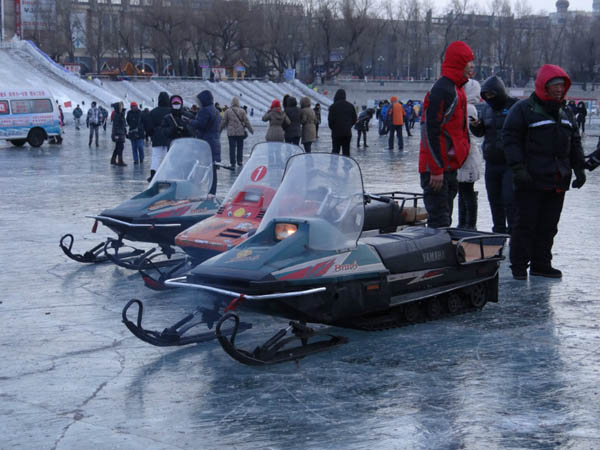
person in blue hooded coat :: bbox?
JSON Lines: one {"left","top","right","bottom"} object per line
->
{"left": 187, "top": 90, "right": 221, "bottom": 195}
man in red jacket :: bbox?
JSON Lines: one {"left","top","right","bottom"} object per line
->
{"left": 419, "top": 41, "right": 474, "bottom": 228}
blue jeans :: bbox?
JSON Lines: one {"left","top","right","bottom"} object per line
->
{"left": 388, "top": 125, "right": 403, "bottom": 149}
{"left": 130, "top": 139, "right": 144, "bottom": 163}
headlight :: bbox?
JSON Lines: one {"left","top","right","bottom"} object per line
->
{"left": 274, "top": 223, "right": 298, "bottom": 241}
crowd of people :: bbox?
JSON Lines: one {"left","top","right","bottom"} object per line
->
{"left": 66, "top": 48, "right": 598, "bottom": 282}
{"left": 417, "top": 40, "right": 597, "bottom": 281}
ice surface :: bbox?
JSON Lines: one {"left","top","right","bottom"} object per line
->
{"left": 1, "top": 110, "right": 599, "bottom": 449}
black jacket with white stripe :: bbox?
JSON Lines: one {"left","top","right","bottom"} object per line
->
{"left": 502, "top": 93, "right": 585, "bottom": 191}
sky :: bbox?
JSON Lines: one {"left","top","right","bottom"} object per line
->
{"left": 531, "top": 0, "right": 595, "bottom": 13}
{"left": 436, "top": 0, "right": 595, "bottom": 15}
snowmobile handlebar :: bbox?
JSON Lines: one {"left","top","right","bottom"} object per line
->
{"left": 364, "top": 193, "right": 392, "bottom": 204}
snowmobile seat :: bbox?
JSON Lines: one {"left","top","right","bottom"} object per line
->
{"left": 363, "top": 201, "right": 403, "bottom": 231}
{"left": 360, "top": 226, "right": 456, "bottom": 274}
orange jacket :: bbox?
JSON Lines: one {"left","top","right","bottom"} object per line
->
{"left": 388, "top": 102, "right": 405, "bottom": 125}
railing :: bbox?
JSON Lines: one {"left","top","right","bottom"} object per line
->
{"left": 84, "top": 74, "right": 278, "bottom": 82}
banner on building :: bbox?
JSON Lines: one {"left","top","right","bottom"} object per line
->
{"left": 16, "top": 0, "right": 56, "bottom": 33}
{"left": 71, "top": 12, "right": 86, "bottom": 49}
{"left": 63, "top": 63, "right": 81, "bottom": 74}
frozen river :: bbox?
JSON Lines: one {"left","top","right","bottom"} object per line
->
{"left": 1, "top": 123, "right": 600, "bottom": 449}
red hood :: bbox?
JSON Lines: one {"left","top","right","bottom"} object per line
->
{"left": 441, "top": 41, "right": 474, "bottom": 86}
{"left": 535, "top": 64, "right": 571, "bottom": 102}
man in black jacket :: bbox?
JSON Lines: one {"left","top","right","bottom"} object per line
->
{"left": 470, "top": 76, "right": 518, "bottom": 234}
{"left": 110, "top": 102, "right": 127, "bottom": 166}
{"left": 328, "top": 89, "right": 357, "bottom": 156}
{"left": 502, "top": 64, "right": 586, "bottom": 280}
{"left": 147, "top": 92, "right": 171, "bottom": 182}
{"left": 126, "top": 102, "right": 144, "bottom": 164}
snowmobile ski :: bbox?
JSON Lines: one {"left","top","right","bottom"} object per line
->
{"left": 122, "top": 299, "right": 252, "bottom": 347}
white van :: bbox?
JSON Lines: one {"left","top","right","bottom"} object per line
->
{"left": 0, "top": 89, "right": 62, "bottom": 147}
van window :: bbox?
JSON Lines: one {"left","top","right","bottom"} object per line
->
{"left": 10, "top": 99, "right": 53, "bottom": 114}
{"left": 0, "top": 101, "right": 8, "bottom": 114}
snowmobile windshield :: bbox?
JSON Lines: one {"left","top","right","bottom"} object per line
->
{"left": 149, "top": 138, "right": 213, "bottom": 200}
{"left": 258, "top": 153, "right": 365, "bottom": 251}
{"left": 223, "top": 142, "right": 303, "bottom": 205}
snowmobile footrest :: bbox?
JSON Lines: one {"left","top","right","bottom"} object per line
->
{"left": 216, "top": 312, "right": 348, "bottom": 366}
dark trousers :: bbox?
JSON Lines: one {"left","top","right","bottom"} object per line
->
{"left": 89, "top": 125, "right": 99, "bottom": 146}
{"left": 332, "top": 135, "right": 351, "bottom": 156}
{"left": 210, "top": 165, "right": 217, "bottom": 195}
{"left": 388, "top": 125, "right": 404, "bottom": 149}
{"left": 420, "top": 171, "right": 458, "bottom": 228}
{"left": 228, "top": 135, "right": 244, "bottom": 165}
{"left": 578, "top": 119, "right": 585, "bottom": 134}
{"left": 357, "top": 130, "right": 367, "bottom": 146}
{"left": 303, "top": 141, "right": 312, "bottom": 153}
{"left": 111, "top": 140, "right": 125, "bottom": 164}
{"left": 510, "top": 189, "right": 565, "bottom": 270}
{"left": 285, "top": 136, "right": 301, "bottom": 145}
{"left": 404, "top": 121, "right": 412, "bottom": 136}
{"left": 315, "top": 123, "right": 319, "bottom": 138}
{"left": 457, "top": 182, "right": 477, "bottom": 229}
{"left": 485, "top": 162, "right": 514, "bottom": 234}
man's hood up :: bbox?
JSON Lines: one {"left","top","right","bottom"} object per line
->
{"left": 535, "top": 64, "right": 571, "bottom": 102}
{"left": 481, "top": 76, "right": 508, "bottom": 110}
{"left": 441, "top": 41, "right": 474, "bottom": 86}
{"left": 333, "top": 89, "right": 346, "bottom": 102}
{"left": 197, "top": 90, "right": 214, "bottom": 107}
{"left": 158, "top": 91, "right": 170, "bottom": 107}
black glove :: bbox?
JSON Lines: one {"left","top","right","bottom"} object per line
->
{"left": 584, "top": 148, "right": 600, "bottom": 171}
{"left": 572, "top": 168, "right": 586, "bottom": 189}
{"left": 511, "top": 163, "right": 533, "bottom": 190}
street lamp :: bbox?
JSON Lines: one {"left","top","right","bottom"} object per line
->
{"left": 206, "top": 50, "right": 214, "bottom": 80}
{"left": 140, "top": 45, "right": 144, "bottom": 74}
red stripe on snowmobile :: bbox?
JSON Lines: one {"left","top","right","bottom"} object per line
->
{"left": 315, "top": 259, "right": 336, "bottom": 276}
{"left": 279, "top": 266, "right": 311, "bottom": 280}
{"left": 425, "top": 270, "right": 443, "bottom": 278}
{"left": 307, "top": 259, "right": 333, "bottom": 277}
{"left": 152, "top": 205, "right": 191, "bottom": 218}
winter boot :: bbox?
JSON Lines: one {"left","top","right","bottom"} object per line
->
{"left": 147, "top": 170, "right": 156, "bottom": 183}
{"left": 511, "top": 266, "right": 528, "bottom": 280}
{"left": 466, "top": 191, "right": 478, "bottom": 230}
{"left": 530, "top": 265, "right": 562, "bottom": 278}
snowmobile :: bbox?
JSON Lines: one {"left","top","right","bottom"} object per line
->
{"left": 60, "top": 138, "right": 221, "bottom": 270}
{"left": 139, "top": 142, "right": 304, "bottom": 290}
{"left": 124, "top": 154, "right": 507, "bottom": 365}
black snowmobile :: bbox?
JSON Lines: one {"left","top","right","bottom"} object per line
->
{"left": 124, "top": 154, "right": 508, "bottom": 365}
{"left": 60, "top": 138, "right": 221, "bottom": 270}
